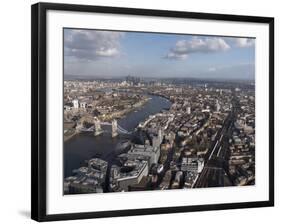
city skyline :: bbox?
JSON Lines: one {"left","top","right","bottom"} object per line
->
{"left": 64, "top": 29, "right": 255, "bottom": 80}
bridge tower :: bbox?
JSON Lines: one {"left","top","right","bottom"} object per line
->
{"left": 158, "top": 129, "right": 163, "bottom": 144}
{"left": 112, "top": 119, "right": 118, "bottom": 138}
{"left": 94, "top": 119, "right": 103, "bottom": 136}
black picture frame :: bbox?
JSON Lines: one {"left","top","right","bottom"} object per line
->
{"left": 31, "top": 2, "right": 274, "bottom": 222}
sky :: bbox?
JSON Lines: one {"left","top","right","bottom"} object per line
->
{"left": 64, "top": 28, "right": 255, "bottom": 80}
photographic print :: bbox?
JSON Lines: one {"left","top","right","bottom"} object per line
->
{"left": 63, "top": 29, "right": 256, "bottom": 194}
{"left": 32, "top": 3, "right": 274, "bottom": 221}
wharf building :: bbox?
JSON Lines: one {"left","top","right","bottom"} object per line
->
{"left": 64, "top": 158, "right": 108, "bottom": 194}
{"left": 110, "top": 160, "right": 149, "bottom": 191}
{"left": 128, "top": 144, "right": 160, "bottom": 166}
{"left": 109, "top": 136, "right": 162, "bottom": 191}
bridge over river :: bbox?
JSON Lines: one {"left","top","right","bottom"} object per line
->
{"left": 79, "top": 119, "right": 132, "bottom": 136}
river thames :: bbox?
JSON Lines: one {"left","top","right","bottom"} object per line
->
{"left": 64, "top": 95, "right": 172, "bottom": 178}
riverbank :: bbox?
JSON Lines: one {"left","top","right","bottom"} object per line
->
{"left": 98, "top": 97, "right": 150, "bottom": 122}
{"left": 64, "top": 130, "right": 77, "bottom": 142}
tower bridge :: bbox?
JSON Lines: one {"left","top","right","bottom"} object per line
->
{"left": 100, "top": 120, "right": 131, "bottom": 135}
{"left": 78, "top": 117, "right": 131, "bottom": 137}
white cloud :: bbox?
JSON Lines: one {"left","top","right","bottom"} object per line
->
{"left": 64, "top": 29, "right": 124, "bottom": 61}
{"left": 208, "top": 67, "right": 217, "bottom": 72}
{"left": 165, "top": 37, "right": 230, "bottom": 60}
{"left": 165, "top": 52, "right": 188, "bottom": 60}
{"left": 96, "top": 48, "right": 119, "bottom": 57}
{"left": 231, "top": 37, "right": 255, "bottom": 48}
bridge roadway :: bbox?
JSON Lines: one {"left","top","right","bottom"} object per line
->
{"left": 194, "top": 98, "right": 238, "bottom": 188}
{"left": 80, "top": 122, "right": 131, "bottom": 134}
{"left": 100, "top": 122, "right": 131, "bottom": 134}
